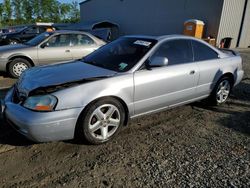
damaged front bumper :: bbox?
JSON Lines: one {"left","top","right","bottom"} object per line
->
{"left": 3, "top": 88, "right": 83, "bottom": 142}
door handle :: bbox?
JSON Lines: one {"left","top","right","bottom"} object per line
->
{"left": 65, "top": 50, "right": 70, "bottom": 53}
{"left": 190, "top": 70, "right": 195, "bottom": 75}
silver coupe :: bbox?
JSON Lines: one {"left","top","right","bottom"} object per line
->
{"left": 0, "top": 30, "right": 106, "bottom": 78}
{"left": 1, "top": 35, "right": 244, "bottom": 144}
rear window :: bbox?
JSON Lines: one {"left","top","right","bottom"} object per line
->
{"left": 192, "top": 40, "right": 218, "bottom": 61}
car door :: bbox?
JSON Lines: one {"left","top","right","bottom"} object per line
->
{"left": 38, "top": 34, "right": 73, "bottom": 65}
{"left": 70, "top": 34, "right": 99, "bottom": 59}
{"left": 133, "top": 39, "right": 199, "bottom": 115}
{"left": 191, "top": 40, "right": 223, "bottom": 97}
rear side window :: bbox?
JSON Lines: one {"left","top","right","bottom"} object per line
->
{"left": 192, "top": 40, "right": 218, "bottom": 61}
{"left": 151, "top": 39, "right": 193, "bottom": 66}
{"left": 71, "top": 34, "right": 95, "bottom": 46}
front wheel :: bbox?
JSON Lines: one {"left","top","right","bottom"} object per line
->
{"left": 210, "top": 77, "right": 232, "bottom": 105}
{"left": 8, "top": 58, "right": 31, "bottom": 78}
{"left": 9, "top": 39, "right": 19, "bottom": 45}
{"left": 77, "top": 98, "right": 125, "bottom": 145}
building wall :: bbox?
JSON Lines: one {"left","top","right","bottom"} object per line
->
{"left": 80, "top": 0, "right": 223, "bottom": 39}
{"left": 217, "top": 0, "right": 246, "bottom": 48}
{"left": 239, "top": 0, "right": 250, "bottom": 48}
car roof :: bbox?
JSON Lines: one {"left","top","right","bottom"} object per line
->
{"left": 124, "top": 34, "right": 201, "bottom": 42}
{"left": 48, "top": 30, "right": 92, "bottom": 35}
{"left": 124, "top": 34, "right": 223, "bottom": 57}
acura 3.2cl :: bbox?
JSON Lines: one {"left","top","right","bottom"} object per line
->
{"left": 1, "top": 35, "right": 244, "bottom": 144}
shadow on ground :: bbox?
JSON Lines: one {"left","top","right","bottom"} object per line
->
{"left": 193, "top": 79, "right": 250, "bottom": 136}
{"left": 0, "top": 71, "right": 10, "bottom": 78}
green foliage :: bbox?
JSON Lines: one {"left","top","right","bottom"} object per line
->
{"left": 0, "top": 0, "right": 80, "bottom": 27}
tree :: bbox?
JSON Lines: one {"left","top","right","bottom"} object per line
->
{"left": 0, "top": 3, "right": 4, "bottom": 26}
{"left": 0, "top": 0, "right": 80, "bottom": 27}
{"left": 70, "top": 1, "right": 80, "bottom": 23}
{"left": 22, "top": 0, "right": 33, "bottom": 22}
{"left": 3, "top": 0, "right": 12, "bottom": 25}
{"left": 12, "top": 0, "right": 23, "bottom": 24}
{"left": 40, "top": 0, "right": 64, "bottom": 22}
{"left": 60, "top": 3, "right": 71, "bottom": 20}
{"left": 31, "top": 0, "right": 42, "bottom": 21}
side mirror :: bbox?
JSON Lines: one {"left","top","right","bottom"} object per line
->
{"left": 41, "top": 42, "right": 49, "bottom": 48}
{"left": 149, "top": 57, "right": 169, "bottom": 67}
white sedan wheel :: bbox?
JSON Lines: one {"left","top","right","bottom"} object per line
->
{"left": 12, "top": 62, "right": 29, "bottom": 77}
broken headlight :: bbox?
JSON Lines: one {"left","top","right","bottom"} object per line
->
{"left": 23, "top": 95, "right": 57, "bottom": 112}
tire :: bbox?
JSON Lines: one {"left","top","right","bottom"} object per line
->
{"left": 8, "top": 58, "right": 32, "bottom": 78}
{"left": 9, "top": 39, "right": 19, "bottom": 45}
{"left": 209, "top": 77, "right": 232, "bottom": 105}
{"left": 76, "top": 98, "right": 125, "bottom": 145}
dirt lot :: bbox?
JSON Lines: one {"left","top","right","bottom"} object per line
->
{"left": 0, "top": 50, "right": 249, "bottom": 188}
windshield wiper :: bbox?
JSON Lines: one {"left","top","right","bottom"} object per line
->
{"left": 82, "top": 58, "right": 96, "bottom": 65}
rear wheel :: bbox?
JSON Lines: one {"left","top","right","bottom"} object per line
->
{"left": 210, "top": 77, "right": 232, "bottom": 105}
{"left": 76, "top": 98, "right": 125, "bottom": 145}
{"left": 8, "top": 58, "right": 31, "bottom": 78}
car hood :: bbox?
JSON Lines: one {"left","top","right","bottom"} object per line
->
{"left": 0, "top": 44, "right": 30, "bottom": 52}
{"left": 17, "top": 60, "right": 117, "bottom": 96}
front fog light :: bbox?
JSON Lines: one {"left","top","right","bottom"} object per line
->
{"left": 23, "top": 95, "right": 57, "bottom": 111}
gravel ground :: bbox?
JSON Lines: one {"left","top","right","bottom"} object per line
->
{"left": 0, "top": 50, "right": 249, "bottom": 187}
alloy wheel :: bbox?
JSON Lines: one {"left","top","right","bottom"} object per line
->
{"left": 88, "top": 104, "right": 121, "bottom": 141}
{"left": 216, "top": 80, "right": 231, "bottom": 104}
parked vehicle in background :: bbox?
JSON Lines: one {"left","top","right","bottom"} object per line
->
{"left": 0, "top": 23, "right": 56, "bottom": 46}
{"left": 0, "top": 28, "right": 10, "bottom": 34}
{"left": 0, "top": 30, "right": 106, "bottom": 77}
{"left": 1, "top": 35, "right": 244, "bottom": 144}
{"left": 58, "top": 21, "right": 120, "bottom": 42}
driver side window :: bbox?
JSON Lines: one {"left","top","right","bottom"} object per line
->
{"left": 46, "top": 34, "right": 71, "bottom": 47}
{"left": 150, "top": 39, "right": 193, "bottom": 66}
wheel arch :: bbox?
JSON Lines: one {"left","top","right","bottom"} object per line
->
{"left": 74, "top": 96, "right": 130, "bottom": 142}
{"left": 77, "top": 96, "right": 130, "bottom": 127}
{"left": 220, "top": 72, "right": 235, "bottom": 86}
{"left": 7, "top": 55, "right": 35, "bottom": 71}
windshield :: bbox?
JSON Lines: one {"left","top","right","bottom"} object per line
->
{"left": 25, "top": 32, "right": 53, "bottom": 46}
{"left": 13, "top": 27, "right": 26, "bottom": 33}
{"left": 82, "top": 37, "right": 157, "bottom": 72}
